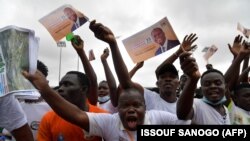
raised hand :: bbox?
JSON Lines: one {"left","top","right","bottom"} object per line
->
{"left": 22, "top": 70, "right": 49, "bottom": 91}
{"left": 135, "top": 61, "right": 144, "bottom": 69}
{"left": 101, "top": 48, "right": 109, "bottom": 61}
{"left": 71, "top": 35, "right": 84, "bottom": 52}
{"left": 181, "top": 33, "right": 198, "bottom": 52}
{"left": 89, "top": 20, "right": 116, "bottom": 44}
{"left": 238, "top": 40, "right": 250, "bottom": 57}
{"left": 228, "top": 35, "right": 243, "bottom": 57}
{"left": 179, "top": 52, "right": 200, "bottom": 80}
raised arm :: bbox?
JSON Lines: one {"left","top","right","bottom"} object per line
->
{"left": 155, "top": 33, "right": 197, "bottom": 74}
{"left": 71, "top": 35, "right": 98, "bottom": 105}
{"left": 89, "top": 20, "right": 143, "bottom": 94}
{"left": 101, "top": 48, "right": 118, "bottom": 107}
{"left": 224, "top": 35, "right": 247, "bottom": 91}
{"left": 224, "top": 36, "right": 250, "bottom": 104}
{"left": 22, "top": 70, "right": 90, "bottom": 131}
{"left": 238, "top": 66, "right": 250, "bottom": 84}
{"left": 129, "top": 61, "right": 144, "bottom": 78}
{"left": 177, "top": 51, "right": 200, "bottom": 120}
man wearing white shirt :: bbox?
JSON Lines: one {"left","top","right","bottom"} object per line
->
{"left": 0, "top": 95, "right": 33, "bottom": 141}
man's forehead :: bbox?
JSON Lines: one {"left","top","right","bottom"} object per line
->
{"left": 202, "top": 72, "right": 224, "bottom": 80}
{"left": 120, "top": 89, "right": 143, "bottom": 98}
{"left": 61, "top": 73, "right": 78, "bottom": 81}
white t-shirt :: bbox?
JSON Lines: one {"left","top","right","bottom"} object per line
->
{"left": 20, "top": 101, "right": 51, "bottom": 139}
{"left": 97, "top": 100, "right": 117, "bottom": 114}
{"left": 0, "top": 95, "right": 27, "bottom": 132}
{"left": 228, "top": 101, "right": 250, "bottom": 124}
{"left": 144, "top": 88, "right": 177, "bottom": 114}
{"left": 192, "top": 98, "right": 231, "bottom": 124}
{"left": 87, "top": 110, "right": 191, "bottom": 141}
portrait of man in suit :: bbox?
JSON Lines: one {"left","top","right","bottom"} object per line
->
{"left": 63, "top": 7, "right": 88, "bottom": 32}
{"left": 151, "top": 27, "right": 180, "bottom": 56}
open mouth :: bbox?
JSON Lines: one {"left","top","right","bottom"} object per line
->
{"left": 126, "top": 117, "right": 138, "bottom": 128}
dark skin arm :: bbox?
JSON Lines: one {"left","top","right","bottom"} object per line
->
{"left": 238, "top": 66, "right": 250, "bottom": 84}
{"left": 89, "top": 20, "right": 143, "bottom": 94}
{"left": 101, "top": 49, "right": 144, "bottom": 107}
{"left": 225, "top": 35, "right": 244, "bottom": 91}
{"left": 177, "top": 51, "right": 200, "bottom": 120}
{"left": 22, "top": 70, "right": 90, "bottom": 132}
{"left": 129, "top": 61, "right": 144, "bottom": 78}
{"left": 155, "top": 33, "right": 197, "bottom": 74}
{"left": 12, "top": 123, "right": 34, "bottom": 141}
{"left": 176, "top": 34, "right": 200, "bottom": 120}
{"left": 101, "top": 48, "right": 118, "bottom": 107}
{"left": 71, "top": 35, "right": 98, "bottom": 105}
{"left": 224, "top": 36, "right": 250, "bottom": 105}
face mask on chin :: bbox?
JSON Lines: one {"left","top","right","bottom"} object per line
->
{"left": 98, "top": 95, "right": 110, "bottom": 103}
{"left": 202, "top": 96, "right": 226, "bottom": 106}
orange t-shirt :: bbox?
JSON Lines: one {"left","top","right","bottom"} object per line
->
{"left": 37, "top": 104, "right": 108, "bottom": 141}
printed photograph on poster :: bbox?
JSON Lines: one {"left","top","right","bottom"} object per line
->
{"left": 122, "top": 17, "right": 180, "bottom": 63}
{"left": 39, "top": 4, "right": 89, "bottom": 42}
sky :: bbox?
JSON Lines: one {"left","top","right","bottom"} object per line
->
{"left": 0, "top": 0, "right": 249, "bottom": 87}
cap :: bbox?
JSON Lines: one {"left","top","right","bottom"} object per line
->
{"left": 155, "top": 63, "right": 179, "bottom": 79}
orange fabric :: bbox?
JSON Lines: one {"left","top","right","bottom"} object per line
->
{"left": 37, "top": 104, "right": 108, "bottom": 141}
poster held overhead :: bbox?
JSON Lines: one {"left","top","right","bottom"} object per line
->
{"left": 39, "top": 4, "right": 89, "bottom": 42}
{"left": 122, "top": 17, "right": 180, "bottom": 63}
{"left": 0, "top": 26, "right": 39, "bottom": 98}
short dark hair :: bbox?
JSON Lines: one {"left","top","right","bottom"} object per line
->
{"left": 155, "top": 64, "right": 179, "bottom": 79}
{"left": 66, "top": 71, "right": 89, "bottom": 87}
{"left": 37, "top": 60, "right": 48, "bottom": 77}
{"left": 200, "top": 69, "right": 224, "bottom": 85}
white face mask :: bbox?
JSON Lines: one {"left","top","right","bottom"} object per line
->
{"left": 202, "top": 96, "right": 226, "bottom": 106}
{"left": 98, "top": 95, "right": 110, "bottom": 103}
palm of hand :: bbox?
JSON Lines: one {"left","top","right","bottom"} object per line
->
{"left": 181, "top": 34, "right": 197, "bottom": 52}
{"left": 182, "top": 41, "right": 192, "bottom": 51}
{"left": 231, "top": 43, "right": 241, "bottom": 56}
